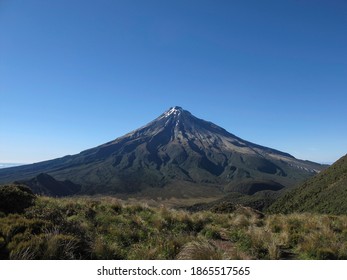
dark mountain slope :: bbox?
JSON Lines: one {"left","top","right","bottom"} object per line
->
{"left": 268, "top": 154, "right": 347, "bottom": 214}
{"left": 187, "top": 190, "right": 279, "bottom": 212}
{"left": 15, "top": 173, "right": 81, "bottom": 197}
{"left": 0, "top": 106, "right": 324, "bottom": 196}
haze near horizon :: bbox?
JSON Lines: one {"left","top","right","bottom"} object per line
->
{"left": 1, "top": 0, "right": 346, "bottom": 164}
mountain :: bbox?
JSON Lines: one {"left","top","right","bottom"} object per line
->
{"left": 268, "top": 154, "right": 347, "bottom": 214}
{"left": 0, "top": 106, "right": 325, "bottom": 197}
{"left": 15, "top": 173, "right": 81, "bottom": 197}
{"left": 0, "top": 163, "right": 23, "bottom": 169}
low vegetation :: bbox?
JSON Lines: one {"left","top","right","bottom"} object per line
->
{"left": 0, "top": 184, "right": 36, "bottom": 214}
{"left": 1, "top": 185, "right": 347, "bottom": 260}
{"left": 268, "top": 154, "right": 347, "bottom": 214}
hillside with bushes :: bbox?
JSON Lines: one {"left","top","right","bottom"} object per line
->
{"left": 268, "top": 154, "right": 347, "bottom": 214}
{"left": 1, "top": 184, "right": 347, "bottom": 260}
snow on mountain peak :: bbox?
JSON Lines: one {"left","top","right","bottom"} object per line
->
{"left": 164, "top": 106, "right": 183, "bottom": 117}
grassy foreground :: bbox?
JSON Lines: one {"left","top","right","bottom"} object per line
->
{"left": 1, "top": 191, "right": 347, "bottom": 260}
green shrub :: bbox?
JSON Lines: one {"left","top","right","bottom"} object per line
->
{"left": 0, "top": 184, "right": 36, "bottom": 214}
{"left": 229, "top": 229, "right": 253, "bottom": 252}
{"left": 201, "top": 225, "right": 222, "bottom": 239}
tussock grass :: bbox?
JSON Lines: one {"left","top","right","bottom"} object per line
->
{"left": 176, "top": 239, "right": 225, "bottom": 260}
{"left": 1, "top": 195, "right": 347, "bottom": 260}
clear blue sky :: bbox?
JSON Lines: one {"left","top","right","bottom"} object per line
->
{"left": 1, "top": 0, "right": 346, "bottom": 164}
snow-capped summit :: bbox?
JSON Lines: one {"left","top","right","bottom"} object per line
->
{"left": 164, "top": 106, "right": 183, "bottom": 117}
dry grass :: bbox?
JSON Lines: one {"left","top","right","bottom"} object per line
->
{"left": 176, "top": 239, "right": 225, "bottom": 260}
{"left": 1, "top": 196, "right": 347, "bottom": 260}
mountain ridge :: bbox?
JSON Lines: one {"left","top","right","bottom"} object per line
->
{"left": 15, "top": 173, "right": 81, "bottom": 197}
